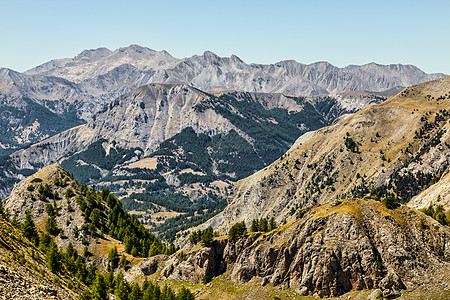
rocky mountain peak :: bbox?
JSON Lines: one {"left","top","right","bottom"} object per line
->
{"left": 202, "top": 50, "right": 220, "bottom": 60}
{"left": 74, "top": 47, "right": 112, "bottom": 60}
{"left": 3, "top": 164, "right": 95, "bottom": 254}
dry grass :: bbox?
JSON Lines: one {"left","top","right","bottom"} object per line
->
{"left": 123, "top": 157, "right": 160, "bottom": 170}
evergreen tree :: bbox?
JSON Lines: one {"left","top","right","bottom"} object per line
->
{"left": 0, "top": 198, "right": 4, "bottom": 217}
{"left": 228, "top": 221, "right": 247, "bottom": 240}
{"left": 104, "top": 269, "right": 115, "bottom": 293}
{"left": 39, "top": 232, "right": 52, "bottom": 251}
{"left": 120, "top": 254, "right": 128, "bottom": 269}
{"left": 45, "top": 215, "right": 58, "bottom": 235}
{"left": 79, "top": 288, "right": 92, "bottom": 300}
{"left": 143, "top": 281, "right": 160, "bottom": 300}
{"left": 46, "top": 241, "right": 59, "bottom": 272}
{"left": 177, "top": 286, "right": 195, "bottom": 300}
{"left": 22, "top": 210, "right": 39, "bottom": 245}
{"left": 250, "top": 219, "right": 259, "bottom": 232}
{"left": 269, "top": 217, "right": 277, "bottom": 231}
{"left": 259, "top": 217, "right": 268, "bottom": 232}
{"left": 92, "top": 273, "right": 107, "bottom": 300}
{"left": 108, "top": 246, "right": 118, "bottom": 268}
{"left": 129, "top": 282, "right": 142, "bottom": 300}
{"left": 115, "top": 281, "right": 129, "bottom": 300}
{"left": 90, "top": 208, "right": 101, "bottom": 226}
{"left": 201, "top": 226, "right": 214, "bottom": 247}
{"left": 383, "top": 195, "right": 399, "bottom": 209}
{"left": 162, "top": 285, "right": 177, "bottom": 300}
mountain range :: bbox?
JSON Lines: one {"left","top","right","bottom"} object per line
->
{"left": 0, "top": 45, "right": 444, "bottom": 156}
{"left": 25, "top": 44, "right": 445, "bottom": 97}
{"left": 0, "top": 83, "right": 395, "bottom": 242}
{"left": 0, "top": 76, "right": 449, "bottom": 299}
{"left": 1, "top": 45, "right": 450, "bottom": 298}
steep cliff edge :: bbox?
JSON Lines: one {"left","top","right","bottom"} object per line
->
{"left": 161, "top": 199, "right": 450, "bottom": 298}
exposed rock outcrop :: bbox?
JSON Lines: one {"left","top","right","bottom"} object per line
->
{"left": 162, "top": 199, "right": 450, "bottom": 297}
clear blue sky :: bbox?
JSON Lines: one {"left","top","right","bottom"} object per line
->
{"left": 1, "top": 0, "right": 449, "bottom": 74}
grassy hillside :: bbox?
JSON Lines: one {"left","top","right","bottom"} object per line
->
{"left": 221, "top": 76, "right": 450, "bottom": 228}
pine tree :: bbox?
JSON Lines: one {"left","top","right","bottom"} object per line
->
{"left": 228, "top": 221, "right": 247, "bottom": 240}
{"left": 201, "top": 226, "right": 214, "bottom": 247}
{"left": 104, "top": 269, "right": 115, "bottom": 293}
{"left": 79, "top": 288, "right": 92, "bottom": 300}
{"left": 45, "top": 215, "right": 58, "bottom": 235}
{"left": 269, "top": 217, "right": 277, "bottom": 231}
{"left": 129, "top": 282, "right": 142, "bottom": 300}
{"left": 0, "top": 198, "right": 4, "bottom": 217}
{"left": 177, "top": 286, "right": 195, "bottom": 300}
{"left": 250, "top": 219, "right": 259, "bottom": 232}
{"left": 161, "top": 285, "right": 176, "bottom": 300}
{"left": 46, "top": 242, "right": 59, "bottom": 272}
{"left": 120, "top": 254, "right": 128, "bottom": 269}
{"left": 383, "top": 195, "right": 399, "bottom": 209}
{"left": 22, "top": 210, "right": 39, "bottom": 245}
{"left": 92, "top": 273, "right": 107, "bottom": 300}
{"left": 115, "top": 281, "right": 129, "bottom": 300}
{"left": 259, "top": 217, "right": 268, "bottom": 232}
{"left": 108, "top": 246, "right": 118, "bottom": 268}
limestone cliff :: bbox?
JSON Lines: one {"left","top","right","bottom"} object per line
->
{"left": 161, "top": 199, "right": 450, "bottom": 298}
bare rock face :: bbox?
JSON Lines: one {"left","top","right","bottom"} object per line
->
{"left": 160, "top": 241, "right": 227, "bottom": 283}
{"left": 408, "top": 168, "right": 450, "bottom": 211}
{"left": 140, "top": 256, "right": 168, "bottom": 276}
{"left": 0, "top": 262, "right": 74, "bottom": 300}
{"left": 161, "top": 199, "right": 450, "bottom": 297}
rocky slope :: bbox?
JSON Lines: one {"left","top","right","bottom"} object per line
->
{"left": 216, "top": 76, "right": 450, "bottom": 229}
{"left": 162, "top": 199, "right": 450, "bottom": 298}
{"left": 3, "top": 164, "right": 114, "bottom": 253}
{"left": 0, "top": 83, "right": 390, "bottom": 200}
{"left": 0, "top": 68, "right": 85, "bottom": 155}
{"left": 0, "top": 164, "right": 198, "bottom": 299}
{"left": 0, "top": 205, "right": 77, "bottom": 299}
{"left": 0, "top": 93, "right": 83, "bottom": 156}
{"left": 408, "top": 169, "right": 450, "bottom": 210}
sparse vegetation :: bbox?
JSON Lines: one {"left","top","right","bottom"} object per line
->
{"left": 420, "top": 203, "right": 450, "bottom": 226}
{"left": 250, "top": 217, "right": 277, "bottom": 232}
{"left": 228, "top": 221, "right": 247, "bottom": 240}
{"left": 382, "top": 196, "right": 400, "bottom": 209}
{"left": 344, "top": 136, "right": 359, "bottom": 153}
